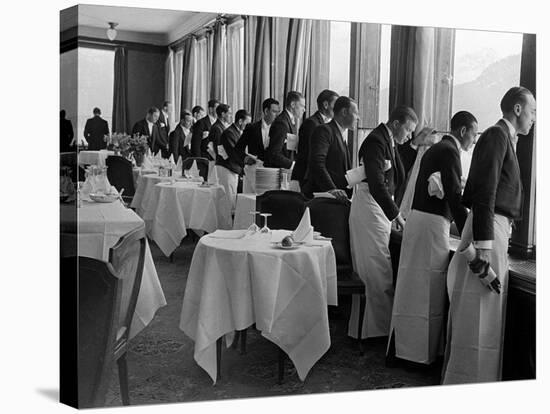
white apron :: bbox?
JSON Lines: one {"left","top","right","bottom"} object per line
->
{"left": 388, "top": 209, "right": 450, "bottom": 364}
{"left": 215, "top": 165, "right": 239, "bottom": 211}
{"left": 348, "top": 182, "right": 394, "bottom": 338}
{"left": 442, "top": 211, "right": 510, "bottom": 384}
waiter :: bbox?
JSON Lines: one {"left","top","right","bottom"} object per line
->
{"left": 442, "top": 87, "right": 535, "bottom": 384}
{"left": 348, "top": 106, "right": 417, "bottom": 339}
{"left": 387, "top": 111, "right": 477, "bottom": 366}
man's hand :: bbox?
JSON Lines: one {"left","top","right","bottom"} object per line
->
{"left": 328, "top": 189, "right": 349, "bottom": 202}
{"left": 394, "top": 213, "right": 406, "bottom": 231}
{"left": 244, "top": 155, "right": 257, "bottom": 165}
{"left": 475, "top": 248, "right": 491, "bottom": 264}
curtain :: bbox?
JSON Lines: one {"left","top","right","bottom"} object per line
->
{"left": 165, "top": 49, "right": 177, "bottom": 131}
{"left": 243, "top": 16, "right": 257, "bottom": 112}
{"left": 226, "top": 19, "right": 244, "bottom": 111}
{"left": 305, "top": 19, "right": 330, "bottom": 117}
{"left": 284, "top": 19, "right": 313, "bottom": 98}
{"left": 181, "top": 37, "right": 196, "bottom": 113}
{"left": 174, "top": 49, "right": 184, "bottom": 121}
{"left": 272, "top": 17, "right": 290, "bottom": 107}
{"left": 206, "top": 31, "right": 214, "bottom": 100}
{"left": 250, "top": 17, "right": 272, "bottom": 122}
{"left": 112, "top": 46, "right": 128, "bottom": 134}
{"left": 195, "top": 37, "right": 208, "bottom": 109}
{"left": 210, "top": 21, "right": 227, "bottom": 102}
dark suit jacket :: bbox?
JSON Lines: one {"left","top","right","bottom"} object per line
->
{"left": 168, "top": 125, "right": 192, "bottom": 162}
{"left": 359, "top": 123, "right": 405, "bottom": 220}
{"left": 237, "top": 120, "right": 266, "bottom": 161}
{"left": 157, "top": 111, "right": 171, "bottom": 148}
{"left": 292, "top": 111, "right": 325, "bottom": 183}
{"left": 132, "top": 119, "right": 167, "bottom": 156}
{"left": 265, "top": 111, "right": 296, "bottom": 169}
{"left": 302, "top": 120, "right": 351, "bottom": 197}
{"left": 462, "top": 119, "right": 523, "bottom": 242}
{"left": 412, "top": 135, "right": 468, "bottom": 234}
{"left": 84, "top": 116, "right": 109, "bottom": 151}
{"left": 208, "top": 120, "right": 226, "bottom": 160}
{"left": 191, "top": 115, "right": 213, "bottom": 159}
{"left": 216, "top": 124, "right": 246, "bottom": 175}
{"left": 60, "top": 118, "right": 74, "bottom": 152}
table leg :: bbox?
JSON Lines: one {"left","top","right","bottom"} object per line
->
{"left": 216, "top": 337, "right": 222, "bottom": 381}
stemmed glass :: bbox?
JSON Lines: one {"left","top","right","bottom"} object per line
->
{"left": 259, "top": 213, "right": 272, "bottom": 234}
{"left": 249, "top": 211, "right": 261, "bottom": 232}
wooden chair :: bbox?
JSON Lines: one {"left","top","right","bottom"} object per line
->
{"left": 106, "top": 155, "right": 135, "bottom": 204}
{"left": 63, "top": 256, "right": 122, "bottom": 408}
{"left": 255, "top": 190, "right": 308, "bottom": 230}
{"left": 307, "top": 197, "right": 367, "bottom": 355}
{"left": 108, "top": 226, "right": 147, "bottom": 406}
{"left": 182, "top": 157, "right": 210, "bottom": 181}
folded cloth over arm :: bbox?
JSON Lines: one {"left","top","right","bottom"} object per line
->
{"left": 428, "top": 171, "right": 445, "bottom": 199}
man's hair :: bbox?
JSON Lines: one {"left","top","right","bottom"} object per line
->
{"left": 333, "top": 96, "right": 355, "bottom": 115}
{"left": 208, "top": 99, "right": 220, "bottom": 109}
{"left": 192, "top": 105, "right": 204, "bottom": 115}
{"left": 262, "top": 98, "right": 280, "bottom": 112}
{"left": 60, "top": 110, "right": 66, "bottom": 118}
{"left": 388, "top": 105, "right": 418, "bottom": 124}
{"left": 235, "top": 109, "right": 251, "bottom": 123}
{"left": 147, "top": 107, "right": 160, "bottom": 115}
{"left": 180, "top": 110, "right": 192, "bottom": 119}
{"left": 162, "top": 101, "right": 170, "bottom": 108}
{"left": 450, "top": 111, "right": 478, "bottom": 132}
{"left": 500, "top": 86, "right": 534, "bottom": 113}
{"left": 284, "top": 91, "right": 304, "bottom": 108}
{"left": 317, "top": 89, "right": 339, "bottom": 110}
{"left": 216, "top": 104, "right": 230, "bottom": 118}
{"left": 93, "top": 107, "right": 101, "bottom": 115}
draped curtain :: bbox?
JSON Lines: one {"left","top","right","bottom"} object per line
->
{"left": 181, "top": 37, "right": 196, "bottom": 113}
{"left": 284, "top": 18, "right": 313, "bottom": 100}
{"left": 305, "top": 19, "right": 330, "bottom": 117}
{"left": 165, "top": 49, "right": 177, "bottom": 131}
{"left": 195, "top": 37, "right": 208, "bottom": 109}
{"left": 174, "top": 49, "right": 184, "bottom": 121}
{"left": 250, "top": 17, "right": 272, "bottom": 122}
{"left": 112, "top": 46, "right": 129, "bottom": 134}
{"left": 210, "top": 21, "right": 227, "bottom": 102}
{"left": 271, "top": 17, "right": 290, "bottom": 107}
{"left": 243, "top": 15, "right": 257, "bottom": 112}
{"left": 206, "top": 31, "right": 214, "bottom": 100}
{"left": 226, "top": 19, "right": 244, "bottom": 110}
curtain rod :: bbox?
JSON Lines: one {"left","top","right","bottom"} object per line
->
{"left": 168, "top": 14, "right": 243, "bottom": 50}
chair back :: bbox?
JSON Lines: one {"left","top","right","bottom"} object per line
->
{"left": 106, "top": 156, "right": 135, "bottom": 196}
{"left": 65, "top": 256, "right": 121, "bottom": 408}
{"left": 108, "top": 226, "right": 146, "bottom": 339}
{"left": 182, "top": 157, "right": 209, "bottom": 180}
{"left": 307, "top": 197, "right": 352, "bottom": 266}
{"left": 255, "top": 190, "right": 308, "bottom": 230}
{"left": 60, "top": 151, "right": 78, "bottom": 182}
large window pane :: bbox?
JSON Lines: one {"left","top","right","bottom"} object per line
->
{"left": 77, "top": 48, "right": 114, "bottom": 142}
{"left": 329, "top": 21, "right": 351, "bottom": 97}
{"left": 452, "top": 30, "right": 522, "bottom": 132}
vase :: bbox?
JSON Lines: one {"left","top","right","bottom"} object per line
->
{"left": 134, "top": 152, "right": 144, "bottom": 167}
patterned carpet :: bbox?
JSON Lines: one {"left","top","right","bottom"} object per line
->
{"left": 104, "top": 236, "right": 441, "bottom": 407}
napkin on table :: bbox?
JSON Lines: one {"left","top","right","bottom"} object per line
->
{"left": 187, "top": 160, "right": 201, "bottom": 178}
{"left": 427, "top": 172, "right": 445, "bottom": 199}
{"left": 208, "top": 229, "right": 248, "bottom": 239}
{"left": 292, "top": 207, "right": 314, "bottom": 243}
{"left": 168, "top": 154, "right": 175, "bottom": 165}
{"left": 176, "top": 156, "right": 183, "bottom": 171}
{"left": 208, "top": 162, "right": 219, "bottom": 184}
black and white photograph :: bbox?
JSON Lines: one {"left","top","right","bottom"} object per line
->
{"left": 4, "top": 0, "right": 547, "bottom": 412}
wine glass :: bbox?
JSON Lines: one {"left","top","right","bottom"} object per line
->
{"left": 249, "top": 211, "right": 260, "bottom": 232}
{"left": 259, "top": 213, "right": 272, "bottom": 234}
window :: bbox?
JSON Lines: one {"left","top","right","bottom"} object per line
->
{"left": 452, "top": 30, "right": 523, "bottom": 132}
{"left": 76, "top": 47, "right": 115, "bottom": 142}
{"left": 329, "top": 21, "right": 351, "bottom": 96}
{"left": 378, "top": 24, "right": 392, "bottom": 124}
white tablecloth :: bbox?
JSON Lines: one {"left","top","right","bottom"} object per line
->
{"left": 179, "top": 229, "right": 338, "bottom": 383}
{"left": 233, "top": 193, "right": 257, "bottom": 230}
{"left": 78, "top": 150, "right": 114, "bottom": 167}
{"left": 132, "top": 174, "right": 232, "bottom": 256}
{"left": 76, "top": 199, "right": 167, "bottom": 338}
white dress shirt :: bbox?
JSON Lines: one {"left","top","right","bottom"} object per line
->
{"left": 261, "top": 119, "right": 271, "bottom": 149}
{"left": 147, "top": 120, "right": 154, "bottom": 136}
{"left": 183, "top": 126, "right": 192, "bottom": 147}
{"left": 334, "top": 120, "right": 348, "bottom": 144}
{"left": 501, "top": 117, "right": 518, "bottom": 151}
{"left": 208, "top": 114, "right": 217, "bottom": 126}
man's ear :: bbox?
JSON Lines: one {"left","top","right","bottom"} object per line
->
{"left": 513, "top": 103, "right": 522, "bottom": 117}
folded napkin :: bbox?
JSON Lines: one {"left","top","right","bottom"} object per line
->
{"left": 187, "top": 161, "right": 201, "bottom": 178}
{"left": 176, "top": 156, "right": 183, "bottom": 171}
{"left": 142, "top": 156, "right": 154, "bottom": 170}
{"left": 428, "top": 172, "right": 445, "bottom": 199}
{"left": 286, "top": 133, "right": 298, "bottom": 151}
{"left": 146, "top": 148, "right": 152, "bottom": 157}
{"left": 345, "top": 165, "right": 366, "bottom": 188}
{"left": 207, "top": 162, "right": 219, "bottom": 184}
{"left": 292, "top": 207, "right": 314, "bottom": 243}
{"left": 168, "top": 154, "right": 175, "bottom": 165}
{"left": 208, "top": 229, "right": 247, "bottom": 239}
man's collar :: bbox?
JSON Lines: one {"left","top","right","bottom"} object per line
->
{"left": 501, "top": 118, "right": 517, "bottom": 139}
{"left": 261, "top": 119, "right": 270, "bottom": 129}
{"left": 146, "top": 119, "right": 154, "bottom": 125}
{"left": 383, "top": 123, "right": 393, "bottom": 139}
{"left": 208, "top": 114, "right": 216, "bottom": 124}
{"left": 285, "top": 109, "right": 295, "bottom": 124}
{"left": 448, "top": 133, "right": 463, "bottom": 152}
{"left": 334, "top": 119, "right": 348, "bottom": 139}
{"left": 320, "top": 112, "right": 331, "bottom": 123}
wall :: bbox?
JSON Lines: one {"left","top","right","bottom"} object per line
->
{"left": 127, "top": 48, "right": 167, "bottom": 129}
{"left": 60, "top": 49, "right": 78, "bottom": 134}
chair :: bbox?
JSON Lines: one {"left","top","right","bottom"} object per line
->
{"left": 307, "top": 197, "right": 367, "bottom": 355}
{"left": 106, "top": 156, "right": 135, "bottom": 204}
{"left": 60, "top": 151, "right": 83, "bottom": 182}
{"left": 182, "top": 157, "right": 209, "bottom": 181}
{"left": 62, "top": 256, "right": 122, "bottom": 408}
{"left": 108, "top": 226, "right": 147, "bottom": 406}
{"left": 255, "top": 190, "right": 308, "bottom": 230}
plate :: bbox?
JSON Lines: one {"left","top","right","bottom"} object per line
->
{"left": 89, "top": 193, "right": 118, "bottom": 203}
{"left": 271, "top": 242, "right": 300, "bottom": 250}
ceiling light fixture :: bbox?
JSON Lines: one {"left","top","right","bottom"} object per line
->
{"left": 106, "top": 22, "right": 118, "bottom": 41}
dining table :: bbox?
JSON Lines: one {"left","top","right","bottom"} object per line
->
{"left": 77, "top": 149, "right": 114, "bottom": 167}
{"left": 179, "top": 229, "right": 338, "bottom": 383}
{"left": 131, "top": 174, "right": 233, "bottom": 256}
{"left": 60, "top": 197, "right": 167, "bottom": 339}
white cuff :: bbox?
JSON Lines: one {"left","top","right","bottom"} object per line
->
{"left": 473, "top": 240, "right": 493, "bottom": 250}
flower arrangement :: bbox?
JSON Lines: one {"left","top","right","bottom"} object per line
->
{"left": 104, "top": 133, "right": 149, "bottom": 160}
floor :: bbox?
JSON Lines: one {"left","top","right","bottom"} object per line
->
{"left": 104, "top": 236, "right": 442, "bottom": 407}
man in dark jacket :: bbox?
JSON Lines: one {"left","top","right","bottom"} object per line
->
{"left": 83, "top": 107, "right": 109, "bottom": 150}
{"left": 264, "top": 91, "right": 305, "bottom": 169}
{"left": 292, "top": 89, "right": 339, "bottom": 188}
{"left": 60, "top": 110, "right": 74, "bottom": 152}
{"left": 237, "top": 98, "right": 280, "bottom": 162}
{"left": 191, "top": 99, "right": 219, "bottom": 159}
{"left": 132, "top": 107, "right": 168, "bottom": 157}
{"left": 169, "top": 111, "right": 193, "bottom": 162}
{"left": 209, "top": 104, "right": 232, "bottom": 161}
{"left": 157, "top": 101, "right": 172, "bottom": 144}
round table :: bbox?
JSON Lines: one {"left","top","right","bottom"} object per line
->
{"left": 77, "top": 150, "right": 114, "bottom": 167}
{"left": 179, "top": 229, "right": 338, "bottom": 383}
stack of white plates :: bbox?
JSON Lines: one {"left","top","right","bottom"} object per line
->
{"left": 255, "top": 167, "right": 281, "bottom": 195}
